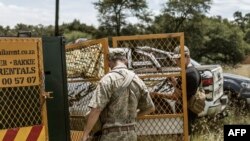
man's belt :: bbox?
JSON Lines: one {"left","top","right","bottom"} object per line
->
{"left": 102, "top": 125, "right": 135, "bottom": 134}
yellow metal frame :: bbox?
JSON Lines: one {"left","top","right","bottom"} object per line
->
{"left": 112, "top": 33, "right": 188, "bottom": 141}
{"left": 0, "top": 126, "right": 46, "bottom": 141}
{"left": 66, "top": 38, "right": 109, "bottom": 74}
{"left": 112, "top": 33, "right": 184, "bottom": 47}
{"left": 66, "top": 38, "right": 110, "bottom": 141}
{"left": 0, "top": 37, "right": 48, "bottom": 141}
{"left": 66, "top": 35, "right": 188, "bottom": 141}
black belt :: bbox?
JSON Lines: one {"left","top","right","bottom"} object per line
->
{"left": 102, "top": 125, "right": 135, "bottom": 135}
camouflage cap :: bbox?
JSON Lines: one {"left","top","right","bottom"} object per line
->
{"left": 109, "top": 48, "right": 127, "bottom": 60}
{"left": 172, "top": 45, "right": 190, "bottom": 58}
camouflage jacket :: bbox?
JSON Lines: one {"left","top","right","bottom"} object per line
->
{"left": 89, "top": 64, "right": 154, "bottom": 129}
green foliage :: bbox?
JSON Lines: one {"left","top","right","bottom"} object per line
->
{"left": 121, "top": 23, "right": 151, "bottom": 35}
{"left": 166, "top": 0, "right": 212, "bottom": 15}
{"left": 149, "top": 6, "right": 249, "bottom": 66}
{"left": 233, "top": 11, "right": 250, "bottom": 55}
{"left": 233, "top": 11, "right": 249, "bottom": 32}
{"left": 61, "top": 19, "right": 97, "bottom": 36}
{"left": 243, "top": 30, "right": 250, "bottom": 54}
{"left": 163, "top": 0, "right": 212, "bottom": 31}
{"left": 192, "top": 17, "right": 247, "bottom": 66}
{"left": 0, "top": 25, "right": 16, "bottom": 36}
{"left": 120, "top": 24, "right": 140, "bottom": 35}
{"left": 244, "top": 29, "right": 250, "bottom": 46}
{"left": 93, "top": 0, "right": 150, "bottom": 36}
{"left": 150, "top": 13, "right": 176, "bottom": 33}
{"left": 150, "top": 0, "right": 212, "bottom": 61}
{"left": 63, "top": 31, "right": 92, "bottom": 44}
{"left": 0, "top": 24, "right": 54, "bottom": 37}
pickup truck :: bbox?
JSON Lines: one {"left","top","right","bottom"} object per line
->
{"left": 223, "top": 73, "right": 250, "bottom": 109}
{"left": 109, "top": 46, "right": 228, "bottom": 117}
{"left": 192, "top": 60, "right": 250, "bottom": 110}
{"left": 192, "top": 63, "right": 228, "bottom": 117}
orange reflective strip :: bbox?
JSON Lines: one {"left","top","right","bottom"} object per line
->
{"left": 14, "top": 126, "right": 32, "bottom": 141}
{"left": 0, "top": 130, "right": 7, "bottom": 141}
{"left": 0, "top": 125, "right": 45, "bottom": 141}
{"left": 26, "top": 125, "right": 43, "bottom": 141}
{"left": 3, "top": 128, "right": 19, "bottom": 141}
{"left": 37, "top": 126, "right": 45, "bottom": 141}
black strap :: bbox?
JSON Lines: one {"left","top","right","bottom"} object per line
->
{"left": 194, "top": 67, "right": 202, "bottom": 88}
{"left": 109, "top": 69, "right": 135, "bottom": 101}
{"left": 195, "top": 68, "right": 204, "bottom": 92}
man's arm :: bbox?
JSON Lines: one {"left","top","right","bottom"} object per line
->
{"left": 150, "top": 76, "right": 182, "bottom": 100}
{"left": 81, "top": 107, "right": 101, "bottom": 141}
{"left": 137, "top": 90, "right": 155, "bottom": 118}
{"left": 137, "top": 106, "right": 155, "bottom": 118}
{"left": 150, "top": 88, "right": 182, "bottom": 100}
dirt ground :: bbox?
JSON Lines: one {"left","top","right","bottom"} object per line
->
{"left": 242, "top": 55, "right": 250, "bottom": 64}
{"left": 224, "top": 64, "right": 250, "bottom": 77}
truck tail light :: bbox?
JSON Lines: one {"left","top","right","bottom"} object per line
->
{"left": 202, "top": 78, "right": 213, "bottom": 86}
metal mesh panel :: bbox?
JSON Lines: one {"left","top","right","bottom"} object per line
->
{"left": 66, "top": 40, "right": 107, "bottom": 79}
{"left": 66, "top": 39, "right": 108, "bottom": 141}
{"left": 137, "top": 117, "right": 183, "bottom": 141}
{"left": 66, "top": 34, "right": 188, "bottom": 141}
{"left": 0, "top": 38, "right": 44, "bottom": 131}
{"left": 68, "top": 81, "right": 98, "bottom": 130}
{"left": 112, "top": 33, "right": 188, "bottom": 141}
{"left": 113, "top": 35, "right": 180, "bottom": 75}
{"left": 0, "top": 86, "right": 42, "bottom": 129}
{"left": 143, "top": 77, "right": 179, "bottom": 114}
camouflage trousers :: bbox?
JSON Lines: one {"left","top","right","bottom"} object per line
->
{"left": 93, "top": 130, "right": 137, "bottom": 141}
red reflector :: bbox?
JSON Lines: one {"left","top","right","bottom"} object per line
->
{"left": 202, "top": 78, "right": 213, "bottom": 86}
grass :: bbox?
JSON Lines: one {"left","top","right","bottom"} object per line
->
{"left": 192, "top": 102, "right": 250, "bottom": 141}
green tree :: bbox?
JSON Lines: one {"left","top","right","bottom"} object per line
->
{"left": 68, "top": 19, "right": 82, "bottom": 31}
{"left": 233, "top": 11, "right": 248, "bottom": 32}
{"left": 0, "top": 25, "right": 5, "bottom": 36}
{"left": 61, "top": 19, "right": 97, "bottom": 37}
{"left": 93, "top": 0, "right": 150, "bottom": 36}
{"left": 194, "top": 17, "right": 247, "bottom": 66}
{"left": 63, "top": 31, "right": 92, "bottom": 43}
{"left": 121, "top": 23, "right": 141, "bottom": 35}
{"left": 243, "top": 29, "right": 250, "bottom": 54}
{"left": 149, "top": 0, "right": 212, "bottom": 62}
{"left": 44, "top": 25, "right": 55, "bottom": 36}
{"left": 233, "top": 12, "right": 250, "bottom": 55}
{"left": 14, "top": 23, "right": 30, "bottom": 32}
{"left": 244, "top": 29, "right": 250, "bottom": 44}
{"left": 163, "top": 0, "right": 211, "bottom": 31}
{"left": 150, "top": 13, "right": 175, "bottom": 33}
{"left": 149, "top": 0, "right": 247, "bottom": 66}
{"left": 3, "top": 26, "right": 15, "bottom": 36}
{"left": 245, "top": 13, "right": 250, "bottom": 29}
{"left": 150, "top": 0, "right": 212, "bottom": 50}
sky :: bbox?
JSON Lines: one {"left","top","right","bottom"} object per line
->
{"left": 0, "top": 0, "right": 250, "bottom": 28}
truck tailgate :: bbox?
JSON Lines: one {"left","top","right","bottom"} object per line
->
{"left": 196, "top": 65, "right": 224, "bottom": 100}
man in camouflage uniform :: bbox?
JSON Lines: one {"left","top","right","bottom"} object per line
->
{"left": 82, "top": 49, "right": 155, "bottom": 141}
